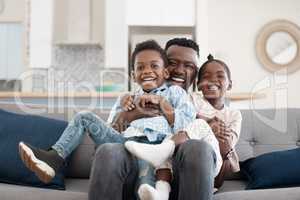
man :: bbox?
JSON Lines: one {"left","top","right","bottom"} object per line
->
{"left": 89, "top": 38, "right": 216, "bottom": 200}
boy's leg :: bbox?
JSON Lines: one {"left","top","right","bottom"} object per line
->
{"left": 19, "top": 111, "right": 125, "bottom": 183}
{"left": 138, "top": 162, "right": 172, "bottom": 200}
{"left": 136, "top": 159, "right": 156, "bottom": 200}
{"left": 52, "top": 110, "right": 125, "bottom": 158}
{"left": 124, "top": 131, "right": 189, "bottom": 168}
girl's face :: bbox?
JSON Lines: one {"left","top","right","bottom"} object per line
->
{"left": 197, "top": 61, "right": 232, "bottom": 101}
{"left": 133, "top": 50, "right": 169, "bottom": 92}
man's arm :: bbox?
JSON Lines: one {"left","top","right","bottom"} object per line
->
{"left": 111, "top": 110, "right": 139, "bottom": 132}
{"left": 159, "top": 96, "right": 175, "bottom": 126}
{"left": 111, "top": 102, "right": 162, "bottom": 132}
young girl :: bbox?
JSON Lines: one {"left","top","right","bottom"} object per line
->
{"left": 124, "top": 54, "right": 242, "bottom": 199}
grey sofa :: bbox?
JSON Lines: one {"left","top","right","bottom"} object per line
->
{"left": 0, "top": 104, "right": 300, "bottom": 200}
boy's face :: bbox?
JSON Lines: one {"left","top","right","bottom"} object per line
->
{"left": 197, "top": 61, "right": 232, "bottom": 100}
{"left": 166, "top": 45, "right": 198, "bottom": 91}
{"left": 133, "top": 50, "right": 169, "bottom": 92}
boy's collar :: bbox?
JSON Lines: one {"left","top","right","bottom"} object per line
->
{"left": 138, "top": 83, "right": 168, "bottom": 94}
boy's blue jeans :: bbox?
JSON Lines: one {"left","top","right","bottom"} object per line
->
{"left": 52, "top": 111, "right": 160, "bottom": 192}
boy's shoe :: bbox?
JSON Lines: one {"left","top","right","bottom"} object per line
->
{"left": 18, "top": 142, "right": 64, "bottom": 183}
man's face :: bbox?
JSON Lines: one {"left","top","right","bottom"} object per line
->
{"left": 166, "top": 45, "right": 198, "bottom": 91}
{"left": 133, "top": 50, "right": 169, "bottom": 92}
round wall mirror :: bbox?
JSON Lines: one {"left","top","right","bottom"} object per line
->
{"left": 256, "top": 20, "right": 300, "bottom": 73}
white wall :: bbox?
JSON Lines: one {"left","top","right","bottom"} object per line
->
{"left": 104, "top": 0, "right": 127, "bottom": 69}
{"left": 198, "top": 0, "right": 300, "bottom": 109}
{"left": 30, "top": 0, "right": 53, "bottom": 69}
{"left": 0, "top": 0, "right": 25, "bottom": 22}
{"left": 104, "top": 0, "right": 196, "bottom": 69}
{"left": 126, "top": 0, "right": 195, "bottom": 26}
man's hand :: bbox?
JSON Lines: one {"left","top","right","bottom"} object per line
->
{"left": 120, "top": 94, "right": 135, "bottom": 111}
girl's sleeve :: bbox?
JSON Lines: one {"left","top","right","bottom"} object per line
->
{"left": 229, "top": 110, "right": 242, "bottom": 146}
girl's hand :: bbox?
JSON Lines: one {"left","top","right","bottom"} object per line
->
{"left": 208, "top": 117, "right": 224, "bottom": 136}
{"left": 120, "top": 94, "right": 135, "bottom": 111}
{"left": 217, "top": 129, "right": 234, "bottom": 156}
{"left": 208, "top": 117, "right": 233, "bottom": 156}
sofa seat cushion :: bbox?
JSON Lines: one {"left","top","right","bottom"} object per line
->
{"left": 217, "top": 180, "right": 247, "bottom": 193}
{"left": 65, "top": 178, "right": 89, "bottom": 193}
{"left": 240, "top": 148, "right": 300, "bottom": 189}
{"left": 0, "top": 182, "right": 88, "bottom": 200}
{"left": 214, "top": 186, "right": 300, "bottom": 200}
{"left": 0, "top": 109, "right": 68, "bottom": 189}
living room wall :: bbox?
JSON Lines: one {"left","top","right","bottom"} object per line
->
{"left": 199, "top": 0, "right": 300, "bottom": 109}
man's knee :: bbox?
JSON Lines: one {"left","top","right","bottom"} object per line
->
{"left": 94, "top": 143, "right": 128, "bottom": 165}
{"left": 176, "top": 140, "right": 215, "bottom": 167}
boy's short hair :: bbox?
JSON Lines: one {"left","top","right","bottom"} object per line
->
{"left": 165, "top": 38, "right": 199, "bottom": 57}
{"left": 197, "top": 54, "right": 231, "bottom": 82}
{"left": 131, "top": 40, "right": 168, "bottom": 71}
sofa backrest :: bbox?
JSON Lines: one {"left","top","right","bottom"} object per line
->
{"left": 237, "top": 108, "right": 300, "bottom": 161}
{"left": 0, "top": 103, "right": 109, "bottom": 179}
{"left": 2, "top": 104, "right": 300, "bottom": 178}
{"left": 65, "top": 109, "right": 110, "bottom": 178}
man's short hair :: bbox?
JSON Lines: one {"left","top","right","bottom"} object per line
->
{"left": 165, "top": 38, "right": 199, "bottom": 57}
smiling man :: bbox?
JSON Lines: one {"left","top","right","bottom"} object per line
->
{"left": 88, "top": 38, "right": 216, "bottom": 200}
{"left": 165, "top": 38, "right": 199, "bottom": 91}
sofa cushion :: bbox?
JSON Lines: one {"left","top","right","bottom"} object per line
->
{"left": 0, "top": 182, "right": 88, "bottom": 200}
{"left": 237, "top": 109, "right": 300, "bottom": 162}
{"left": 240, "top": 148, "right": 300, "bottom": 189}
{"left": 0, "top": 109, "right": 68, "bottom": 189}
{"left": 214, "top": 186, "right": 300, "bottom": 200}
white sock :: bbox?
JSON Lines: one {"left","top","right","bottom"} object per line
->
{"left": 125, "top": 140, "right": 175, "bottom": 168}
{"left": 138, "top": 181, "right": 171, "bottom": 200}
{"left": 155, "top": 181, "right": 171, "bottom": 200}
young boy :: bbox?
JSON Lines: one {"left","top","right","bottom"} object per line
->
{"left": 18, "top": 40, "right": 195, "bottom": 199}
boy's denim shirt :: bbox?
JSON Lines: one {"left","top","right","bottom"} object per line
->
{"left": 107, "top": 83, "right": 196, "bottom": 142}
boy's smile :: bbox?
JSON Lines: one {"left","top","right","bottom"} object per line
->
{"left": 133, "top": 50, "right": 169, "bottom": 92}
{"left": 198, "top": 61, "right": 232, "bottom": 103}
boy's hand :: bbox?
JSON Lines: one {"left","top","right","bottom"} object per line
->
{"left": 136, "top": 94, "right": 162, "bottom": 108}
{"left": 120, "top": 94, "right": 135, "bottom": 111}
{"left": 136, "top": 94, "right": 174, "bottom": 126}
